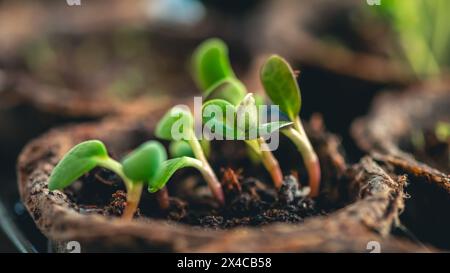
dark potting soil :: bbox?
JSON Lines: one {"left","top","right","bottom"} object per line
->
{"left": 62, "top": 117, "right": 348, "bottom": 229}
{"left": 64, "top": 166, "right": 327, "bottom": 229}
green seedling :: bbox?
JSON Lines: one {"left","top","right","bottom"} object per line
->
{"left": 48, "top": 140, "right": 166, "bottom": 220}
{"left": 155, "top": 105, "right": 225, "bottom": 204}
{"left": 192, "top": 38, "right": 266, "bottom": 106}
{"left": 192, "top": 38, "right": 285, "bottom": 189}
{"left": 261, "top": 55, "right": 321, "bottom": 197}
{"left": 202, "top": 93, "right": 292, "bottom": 188}
{"left": 122, "top": 140, "right": 170, "bottom": 212}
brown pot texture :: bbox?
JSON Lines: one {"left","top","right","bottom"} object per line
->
{"left": 17, "top": 100, "right": 433, "bottom": 252}
{"left": 0, "top": 28, "right": 197, "bottom": 184}
{"left": 351, "top": 78, "right": 450, "bottom": 249}
{"left": 0, "top": 68, "right": 172, "bottom": 183}
{"left": 0, "top": 18, "right": 253, "bottom": 164}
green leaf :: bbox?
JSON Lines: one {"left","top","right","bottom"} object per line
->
{"left": 204, "top": 78, "right": 247, "bottom": 105}
{"left": 204, "top": 117, "right": 238, "bottom": 139}
{"left": 169, "top": 140, "right": 194, "bottom": 158}
{"left": 260, "top": 55, "right": 301, "bottom": 121}
{"left": 192, "top": 38, "right": 235, "bottom": 91}
{"left": 202, "top": 99, "right": 236, "bottom": 124}
{"left": 122, "top": 141, "right": 167, "bottom": 183}
{"left": 48, "top": 140, "right": 108, "bottom": 191}
{"left": 148, "top": 157, "right": 202, "bottom": 193}
{"left": 258, "top": 121, "right": 293, "bottom": 137}
{"left": 202, "top": 99, "right": 237, "bottom": 138}
{"left": 155, "top": 106, "right": 194, "bottom": 140}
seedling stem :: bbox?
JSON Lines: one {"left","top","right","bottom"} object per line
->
{"left": 187, "top": 130, "right": 225, "bottom": 204}
{"left": 282, "top": 122, "right": 320, "bottom": 197}
{"left": 246, "top": 138, "right": 283, "bottom": 189}
{"left": 97, "top": 157, "right": 144, "bottom": 221}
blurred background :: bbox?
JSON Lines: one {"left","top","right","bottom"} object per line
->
{"left": 0, "top": 0, "right": 449, "bottom": 252}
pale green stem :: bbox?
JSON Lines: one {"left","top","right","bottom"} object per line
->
{"left": 245, "top": 138, "right": 283, "bottom": 189}
{"left": 185, "top": 156, "right": 224, "bottom": 203}
{"left": 97, "top": 157, "right": 132, "bottom": 190}
{"left": 97, "top": 157, "right": 143, "bottom": 220}
{"left": 283, "top": 117, "right": 321, "bottom": 197}
{"left": 244, "top": 139, "right": 261, "bottom": 156}
{"left": 187, "top": 131, "right": 224, "bottom": 204}
{"left": 122, "top": 183, "right": 143, "bottom": 220}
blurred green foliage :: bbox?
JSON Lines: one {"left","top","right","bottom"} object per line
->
{"left": 374, "top": 0, "right": 450, "bottom": 77}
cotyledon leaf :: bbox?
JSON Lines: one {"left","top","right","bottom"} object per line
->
{"left": 148, "top": 157, "right": 203, "bottom": 193}
{"left": 204, "top": 77, "right": 247, "bottom": 105}
{"left": 260, "top": 55, "right": 301, "bottom": 121}
{"left": 169, "top": 140, "right": 194, "bottom": 158}
{"left": 155, "top": 106, "right": 194, "bottom": 140}
{"left": 192, "top": 38, "right": 235, "bottom": 91}
{"left": 48, "top": 140, "right": 108, "bottom": 191}
{"left": 122, "top": 141, "right": 167, "bottom": 183}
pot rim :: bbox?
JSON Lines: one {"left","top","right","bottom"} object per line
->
{"left": 17, "top": 101, "right": 431, "bottom": 252}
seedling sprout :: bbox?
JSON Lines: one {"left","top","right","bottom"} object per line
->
{"left": 261, "top": 55, "right": 321, "bottom": 197}
{"left": 202, "top": 94, "right": 291, "bottom": 188}
{"left": 155, "top": 105, "right": 225, "bottom": 204}
{"left": 49, "top": 140, "right": 166, "bottom": 220}
{"left": 48, "top": 40, "right": 323, "bottom": 224}
{"left": 192, "top": 38, "right": 287, "bottom": 189}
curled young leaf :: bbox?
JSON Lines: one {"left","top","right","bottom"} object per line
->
{"left": 192, "top": 38, "right": 235, "bottom": 91}
{"left": 202, "top": 97, "right": 292, "bottom": 140}
{"left": 258, "top": 121, "right": 293, "bottom": 137}
{"left": 122, "top": 141, "right": 167, "bottom": 183}
{"left": 236, "top": 93, "right": 259, "bottom": 134}
{"left": 204, "top": 77, "right": 247, "bottom": 105}
{"left": 155, "top": 105, "right": 194, "bottom": 140}
{"left": 48, "top": 140, "right": 108, "bottom": 191}
{"left": 148, "top": 157, "right": 203, "bottom": 193}
{"left": 260, "top": 55, "right": 301, "bottom": 121}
